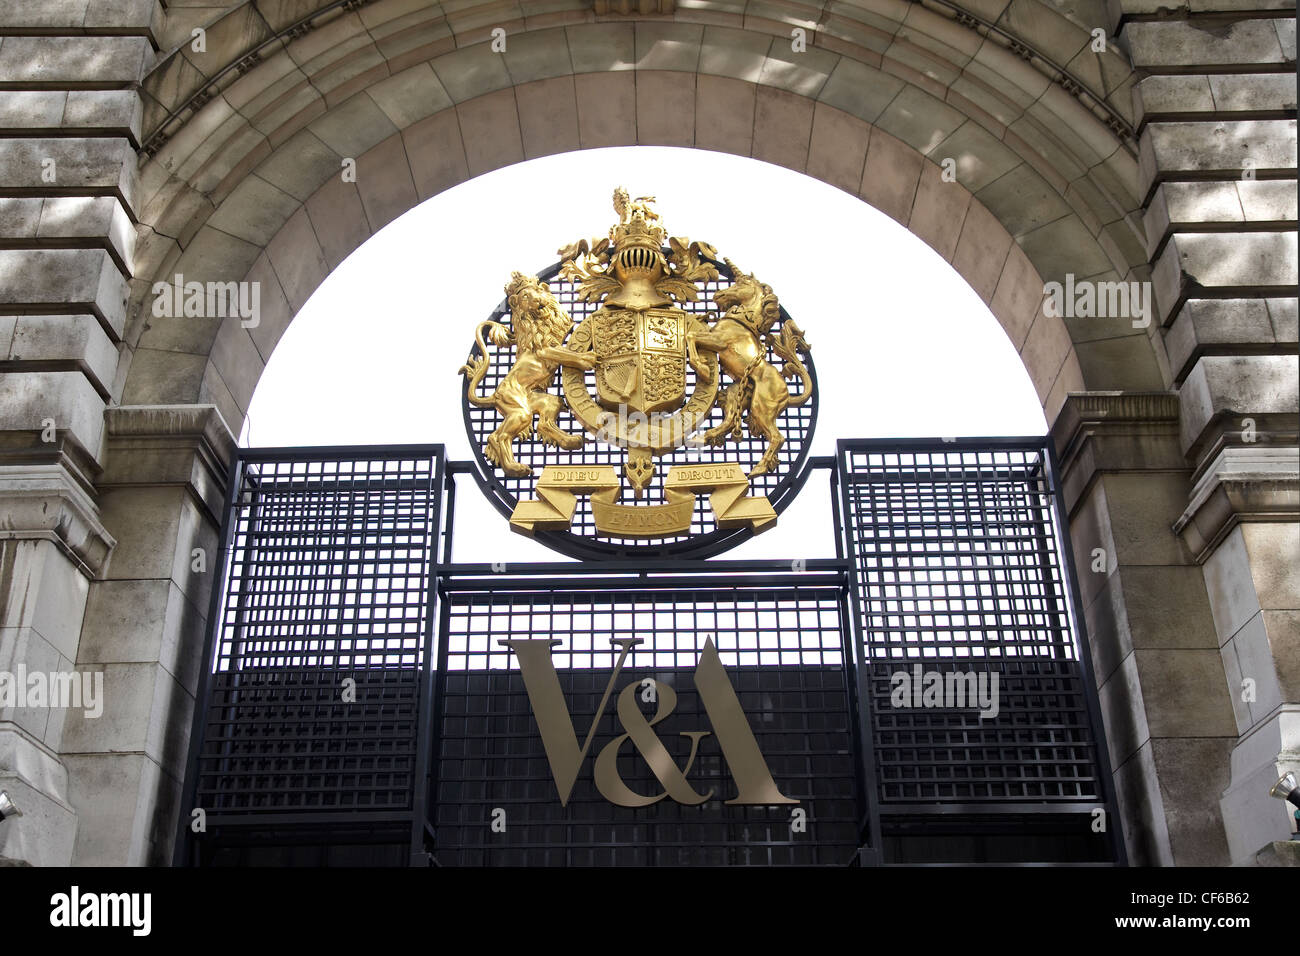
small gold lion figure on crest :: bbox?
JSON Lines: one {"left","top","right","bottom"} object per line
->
{"left": 460, "top": 272, "right": 595, "bottom": 477}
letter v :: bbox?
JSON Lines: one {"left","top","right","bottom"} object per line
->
{"left": 503, "top": 638, "right": 640, "bottom": 806}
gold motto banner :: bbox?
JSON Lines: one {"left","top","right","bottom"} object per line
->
{"left": 510, "top": 464, "right": 777, "bottom": 537}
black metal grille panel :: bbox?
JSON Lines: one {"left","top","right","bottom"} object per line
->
{"left": 194, "top": 450, "right": 441, "bottom": 815}
{"left": 462, "top": 261, "right": 816, "bottom": 558}
{"left": 839, "top": 441, "right": 1103, "bottom": 805}
{"left": 432, "top": 585, "right": 860, "bottom": 866}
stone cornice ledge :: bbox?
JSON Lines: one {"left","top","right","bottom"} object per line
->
{"left": 100, "top": 405, "right": 237, "bottom": 523}
{"left": 1050, "top": 392, "right": 1184, "bottom": 513}
{"left": 0, "top": 464, "right": 116, "bottom": 576}
{"left": 1173, "top": 446, "right": 1300, "bottom": 562}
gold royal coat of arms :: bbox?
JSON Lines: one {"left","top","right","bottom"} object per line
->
{"left": 459, "top": 188, "right": 814, "bottom": 540}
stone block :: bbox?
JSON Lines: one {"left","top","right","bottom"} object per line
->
{"left": 908, "top": 160, "right": 971, "bottom": 262}
{"left": 63, "top": 751, "right": 177, "bottom": 865}
{"left": 120, "top": 347, "right": 207, "bottom": 406}
{"left": 1137, "top": 647, "right": 1236, "bottom": 737}
{"left": 0, "top": 626, "right": 71, "bottom": 745}
{"left": 241, "top": 251, "right": 295, "bottom": 362}
{"left": 989, "top": 241, "right": 1043, "bottom": 351}
{"left": 456, "top": 88, "right": 524, "bottom": 176}
{"left": 751, "top": 85, "right": 812, "bottom": 171}
{"left": 1209, "top": 73, "right": 1298, "bottom": 114}
{"left": 516, "top": 75, "right": 581, "bottom": 160}
{"left": 1154, "top": 232, "right": 1298, "bottom": 326}
{"left": 0, "top": 36, "right": 150, "bottom": 84}
{"left": 805, "top": 102, "right": 871, "bottom": 196}
{"left": 698, "top": 24, "right": 771, "bottom": 82}
{"left": 758, "top": 35, "right": 836, "bottom": 98}
{"left": 1019, "top": 306, "right": 1072, "bottom": 401}
{"left": 367, "top": 62, "right": 454, "bottom": 129}
{"left": 858, "top": 127, "right": 923, "bottom": 227}
{"left": 566, "top": 22, "right": 635, "bottom": 73}
{"left": 930, "top": 119, "right": 1022, "bottom": 194}
{"left": 1111, "top": 739, "right": 1171, "bottom": 865}
{"left": 355, "top": 132, "right": 418, "bottom": 232}
{"left": 575, "top": 71, "right": 636, "bottom": 148}
{"left": 306, "top": 92, "right": 401, "bottom": 159}
{"left": 1098, "top": 651, "right": 1149, "bottom": 767}
{"left": 975, "top": 163, "right": 1071, "bottom": 239}
{"left": 401, "top": 108, "right": 470, "bottom": 200}
{"left": 36, "top": 195, "right": 135, "bottom": 270}
{"left": 206, "top": 174, "right": 301, "bottom": 247}
{"left": 1149, "top": 736, "right": 1234, "bottom": 865}
{"left": 429, "top": 42, "right": 514, "bottom": 104}
{"left": 0, "top": 91, "right": 67, "bottom": 128}
{"left": 695, "top": 74, "right": 755, "bottom": 157}
{"left": 0, "top": 370, "right": 105, "bottom": 454}
{"left": 634, "top": 21, "right": 703, "bottom": 72}
{"left": 207, "top": 316, "right": 264, "bottom": 415}
{"left": 254, "top": 128, "right": 343, "bottom": 202}
{"left": 265, "top": 207, "right": 329, "bottom": 315}
{"left": 0, "top": 729, "right": 76, "bottom": 867}
{"left": 1165, "top": 298, "right": 1279, "bottom": 381}
{"left": 1123, "top": 19, "right": 1289, "bottom": 69}
{"left": 1140, "top": 120, "right": 1297, "bottom": 190}
{"left": 9, "top": 315, "right": 119, "bottom": 395}
{"left": 79, "top": 579, "right": 205, "bottom": 696}
{"left": 635, "top": 71, "right": 696, "bottom": 147}
{"left": 1019, "top": 214, "right": 1114, "bottom": 288}
{"left": 874, "top": 84, "right": 964, "bottom": 155}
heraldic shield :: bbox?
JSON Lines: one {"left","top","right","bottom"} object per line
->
{"left": 591, "top": 307, "right": 688, "bottom": 415}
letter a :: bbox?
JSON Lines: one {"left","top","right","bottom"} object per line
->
{"left": 693, "top": 638, "right": 798, "bottom": 804}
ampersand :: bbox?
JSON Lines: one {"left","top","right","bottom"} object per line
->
{"left": 592, "top": 681, "right": 714, "bottom": 807}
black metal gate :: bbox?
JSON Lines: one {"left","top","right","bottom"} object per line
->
{"left": 176, "top": 439, "right": 1123, "bottom": 866}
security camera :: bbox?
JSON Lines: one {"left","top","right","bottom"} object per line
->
{"left": 0, "top": 791, "right": 21, "bottom": 822}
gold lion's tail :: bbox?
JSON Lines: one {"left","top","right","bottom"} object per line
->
{"left": 771, "top": 321, "right": 812, "bottom": 406}
{"left": 459, "top": 320, "right": 510, "bottom": 407}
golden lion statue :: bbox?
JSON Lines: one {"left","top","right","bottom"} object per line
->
{"left": 686, "top": 261, "right": 812, "bottom": 478}
{"left": 461, "top": 272, "right": 595, "bottom": 477}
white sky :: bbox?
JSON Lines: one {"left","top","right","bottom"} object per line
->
{"left": 244, "top": 146, "right": 1045, "bottom": 563}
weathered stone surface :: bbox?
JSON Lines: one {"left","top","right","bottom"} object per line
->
{"left": 574, "top": 71, "right": 636, "bottom": 148}
{"left": 1165, "top": 298, "right": 1292, "bottom": 381}
{"left": 1153, "top": 231, "right": 1298, "bottom": 325}
{"left": 400, "top": 107, "right": 469, "bottom": 201}
{"left": 0, "top": 370, "right": 105, "bottom": 453}
{"left": 1179, "top": 354, "right": 1300, "bottom": 455}
{"left": 456, "top": 88, "right": 524, "bottom": 175}
{"left": 695, "top": 73, "right": 756, "bottom": 157}
{"left": 515, "top": 75, "right": 580, "bottom": 159}
{"left": 1124, "top": 19, "right": 1292, "bottom": 69}
{"left": 751, "top": 85, "right": 812, "bottom": 171}
{"left": 354, "top": 132, "right": 418, "bottom": 232}
{"left": 0, "top": 36, "right": 151, "bottom": 84}
{"left": 0, "top": 248, "right": 129, "bottom": 338}
{"left": 8, "top": 315, "right": 118, "bottom": 395}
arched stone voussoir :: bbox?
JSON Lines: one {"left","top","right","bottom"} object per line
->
{"left": 125, "top": 82, "right": 1159, "bottom": 438}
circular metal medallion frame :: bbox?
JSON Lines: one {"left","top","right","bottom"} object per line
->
{"left": 462, "top": 259, "right": 819, "bottom": 561}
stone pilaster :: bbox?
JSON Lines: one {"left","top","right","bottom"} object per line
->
{"left": 61, "top": 404, "right": 233, "bottom": 866}
{"left": 1111, "top": 0, "right": 1299, "bottom": 865}
{"left": 0, "top": 433, "right": 114, "bottom": 866}
{"left": 1174, "top": 444, "right": 1300, "bottom": 863}
{"left": 1053, "top": 392, "right": 1237, "bottom": 865}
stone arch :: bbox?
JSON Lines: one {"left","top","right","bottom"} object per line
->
{"left": 123, "top": 8, "right": 1165, "bottom": 436}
